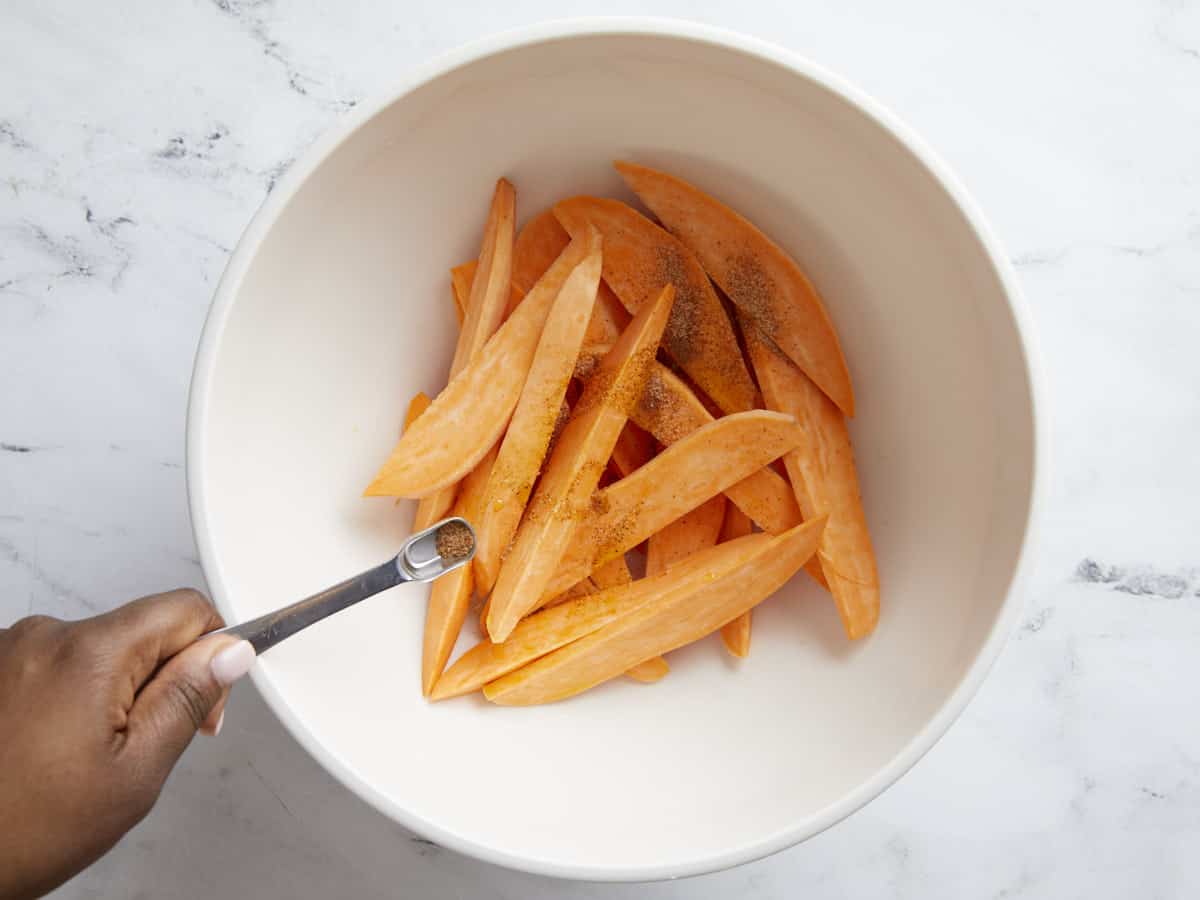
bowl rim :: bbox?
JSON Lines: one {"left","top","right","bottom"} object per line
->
{"left": 186, "top": 16, "right": 1047, "bottom": 883}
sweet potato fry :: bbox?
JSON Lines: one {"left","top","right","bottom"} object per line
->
{"left": 449, "top": 265, "right": 469, "bottom": 325}
{"left": 542, "top": 410, "right": 804, "bottom": 601}
{"left": 455, "top": 179, "right": 516, "bottom": 368}
{"left": 719, "top": 505, "right": 755, "bottom": 658}
{"left": 486, "top": 285, "right": 676, "bottom": 641}
{"left": 591, "top": 556, "right": 669, "bottom": 678}
{"left": 588, "top": 554, "right": 633, "bottom": 590}
{"left": 485, "top": 518, "right": 826, "bottom": 705}
{"left": 403, "top": 392, "right": 431, "bottom": 434}
{"left": 472, "top": 229, "right": 602, "bottom": 595}
{"left": 645, "top": 494, "right": 726, "bottom": 578}
{"left": 742, "top": 319, "right": 879, "bottom": 639}
{"left": 625, "top": 656, "right": 670, "bottom": 683}
{"left": 586, "top": 284, "right": 632, "bottom": 345}
{"left": 411, "top": 180, "right": 515, "bottom": 527}
{"left": 552, "top": 579, "right": 599, "bottom": 604}
{"left": 512, "top": 210, "right": 569, "bottom": 295}
{"left": 422, "top": 445, "right": 496, "bottom": 695}
{"left": 554, "top": 196, "right": 759, "bottom": 414}
{"left": 615, "top": 162, "right": 855, "bottom": 416}
{"left": 365, "top": 231, "right": 589, "bottom": 498}
{"left": 586, "top": 553, "right": 667, "bottom": 679}
{"left": 453, "top": 258, "right": 522, "bottom": 320}
{"left": 641, "top": 488, "right": 725, "bottom": 676}
{"left": 512, "top": 209, "right": 631, "bottom": 342}
{"left": 577, "top": 347, "right": 801, "bottom": 535}
{"left": 433, "top": 537, "right": 769, "bottom": 700}
{"left": 609, "top": 422, "right": 654, "bottom": 478}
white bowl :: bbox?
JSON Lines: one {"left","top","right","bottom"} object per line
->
{"left": 188, "top": 18, "right": 1044, "bottom": 881}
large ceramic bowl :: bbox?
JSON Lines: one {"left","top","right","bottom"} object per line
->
{"left": 187, "top": 18, "right": 1043, "bottom": 882}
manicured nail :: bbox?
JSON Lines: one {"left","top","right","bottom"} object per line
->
{"left": 211, "top": 640, "right": 256, "bottom": 686}
{"left": 201, "top": 710, "right": 225, "bottom": 738}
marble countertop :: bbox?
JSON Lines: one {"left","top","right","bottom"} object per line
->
{"left": 3, "top": 1, "right": 1198, "bottom": 897}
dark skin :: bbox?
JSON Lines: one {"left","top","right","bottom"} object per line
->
{"left": 0, "top": 590, "right": 251, "bottom": 900}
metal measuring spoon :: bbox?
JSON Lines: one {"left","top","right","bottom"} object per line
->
{"left": 211, "top": 517, "right": 475, "bottom": 655}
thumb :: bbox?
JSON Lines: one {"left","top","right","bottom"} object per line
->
{"left": 124, "top": 637, "right": 256, "bottom": 782}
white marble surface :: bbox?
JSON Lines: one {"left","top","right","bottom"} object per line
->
{"left": 2, "top": 1, "right": 1198, "bottom": 896}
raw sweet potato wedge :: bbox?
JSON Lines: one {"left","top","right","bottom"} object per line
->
{"left": 645, "top": 494, "right": 726, "bottom": 578}
{"left": 432, "top": 539, "right": 763, "bottom": 700}
{"left": 511, "top": 209, "right": 632, "bottom": 339}
{"left": 422, "top": 445, "right": 496, "bottom": 695}
{"left": 586, "top": 552, "right": 668, "bottom": 678}
{"left": 472, "top": 229, "right": 603, "bottom": 596}
{"left": 614, "top": 161, "right": 855, "bottom": 416}
{"left": 448, "top": 266, "right": 468, "bottom": 325}
{"left": 365, "top": 230, "right": 589, "bottom": 498}
{"left": 719, "top": 504, "right": 755, "bottom": 658}
{"left": 512, "top": 209, "right": 570, "bottom": 295}
{"left": 541, "top": 410, "right": 804, "bottom": 602}
{"left": 577, "top": 347, "right": 801, "bottom": 535}
{"left": 609, "top": 422, "right": 654, "bottom": 478}
{"left": 454, "top": 178, "right": 516, "bottom": 364}
{"left": 486, "top": 285, "right": 676, "bottom": 641}
{"left": 551, "top": 578, "right": 600, "bottom": 605}
{"left": 742, "top": 319, "right": 879, "bottom": 639}
{"left": 411, "top": 180, "right": 515, "bottom": 526}
{"left": 403, "top": 392, "right": 431, "bottom": 434}
{"left": 587, "top": 284, "right": 632, "bottom": 344}
{"left": 484, "top": 518, "right": 825, "bottom": 705}
{"left": 452, "top": 258, "right": 522, "bottom": 321}
{"left": 588, "top": 553, "right": 634, "bottom": 590}
{"left": 625, "top": 656, "right": 670, "bottom": 683}
{"left": 554, "top": 196, "right": 760, "bottom": 414}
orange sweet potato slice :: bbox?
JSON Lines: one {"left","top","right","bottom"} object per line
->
{"left": 577, "top": 347, "right": 800, "bottom": 535}
{"left": 645, "top": 494, "right": 726, "bottom": 578}
{"left": 422, "top": 445, "right": 496, "bottom": 695}
{"left": 411, "top": 180, "right": 515, "bottom": 527}
{"left": 484, "top": 518, "right": 825, "bottom": 705}
{"left": 403, "top": 392, "right": 431, "bottom": 434}
{"left": 365, "top": 232, "right": 589, "bottom": 498}
{"left": 541, "top": 410, "right": 804, "bottom": 602}
{"left": 615, "top": 162, "right": 855, "bottom": 417}
{"left": 472, "top": 229, "right": 602, "bottom": 595}
{"left": 625, "top": 656, "right": 670, "bottom": 683}
{"left": 550, "top": 578, "right": 599, "bottom": 604}
{"left": 609, "top": 422, "right": 654, "bottom": 478}
{"left": 449, "top": 179, "right": 516, "bottom": 385}
{"left": 742, "top": 319, "right": 878, "bottom": 639}
{"left": 588, "top": 553, "right": 633, "bottom": 589}
{"left": 554, "top": 196, "right": 759, "bottom": 415}
{"left": 453, "top": 258, "right": 522, "bottom": 321}
{"left": 486, "top": 285, "right": 676, "bottom": 641}
{"left": 719, "top": 504, "right": 755, "bottom": 658}
{"left": 586, "top": 553, "right": 667, "bottom": 679}
{"left": 513, "top": 209, "right": 631, "bottom": 342}
{"left": 432, "top": 537, "right": 769, "bottom": 700}
{"left": 512, "top": 210, "right": 569, "bottom": 295}
{"left": 449, "top": 265, "right": 469, "bottom": 325}
{"left": 640, "top": 487, "right": 725, "bottom": 676}
{"left": 585, "top": 284, "right": 632, "bottom": 346}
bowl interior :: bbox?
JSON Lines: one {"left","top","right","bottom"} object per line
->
{"left": 193, "top": 28, "right": 1036, "bottom": 879}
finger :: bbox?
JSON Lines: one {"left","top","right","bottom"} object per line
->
{"left": 122, "top": 637, "right": 255, "bottom": 787}
{"left": 93, "top": 589, "right": 223, "bottom": 693}
{"left": 199, "top": 687, "right": 230, "bottom": 737}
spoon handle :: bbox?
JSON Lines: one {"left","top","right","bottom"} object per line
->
{"left": 213, "top": 558, "right": 405, "bottom": 655}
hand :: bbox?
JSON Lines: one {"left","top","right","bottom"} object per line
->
{"left": 0, "top": 590, "right": 256, "bottom": 900}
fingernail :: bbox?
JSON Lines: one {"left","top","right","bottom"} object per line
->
{"left": 201, "top": 710, "right": 225, "bottom": 738}
{"left": 211, "top": 640, "right": 256, "bottom": 686}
